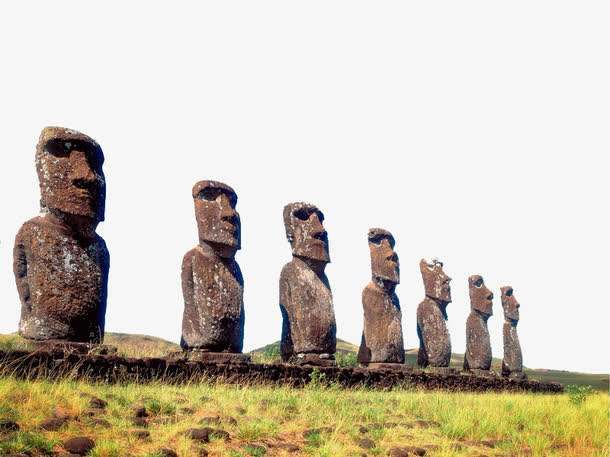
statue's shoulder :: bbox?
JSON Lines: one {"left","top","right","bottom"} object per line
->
{"left": 416, "top": 297, "right": 438, "bottom": 318}
{"left": 362, "top": 281, "right": 380, "bottom": 297}
{"left": 183, "top": 246, "right": 205, "bottom": 264}
{"left": 280, "top": 258, "right": 299, "bottom": 278}
{"left": 15, "top": 215, "right": 49, "bottom": 241}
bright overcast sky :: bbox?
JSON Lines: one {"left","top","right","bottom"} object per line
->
{"left": 0, "top": 2, "right": 607, "bottom": 373}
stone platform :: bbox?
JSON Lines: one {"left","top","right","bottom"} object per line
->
{"left": 0, "top": 347, "right": 560, "bottom": 393}
{"left": 168, "top": 350, "right": 251, "bottom": 364}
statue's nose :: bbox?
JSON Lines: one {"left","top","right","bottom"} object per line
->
{"left": 70, "top": 151, "right": 96, "bottom": 184}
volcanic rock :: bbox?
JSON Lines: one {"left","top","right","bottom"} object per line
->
{"left": 464, "top": 275, "right": 494, "bottom": 371}
{"left": 280, "top": 202, "right": 336, "bottom": 365}
{"left": 416, "top": 258, "right": 452, "bottom": 368}
{"left": 358, "top": 229, "right": 404, "bottom": 366}
{"left": 63, "top": 436, "right": 95, "bottom": 455}
{"left": 501, "top": 286, "right": 524, "bottom": 378}
{"left": 14, "top": 127, "right": 108, "bottom": 343}
{"left": 180, "top": 181, "right": 245, "bottom": 357}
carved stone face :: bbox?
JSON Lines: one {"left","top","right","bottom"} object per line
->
{"left": 420, "top": 258, "right": 451, "bottom": 302}
{"left": 469, "top": 275, "right": 493, "bottom": 316}
{"left": 283, "top": 202, "right": 329, "bottom": 263}
{"left": 501, "top": 286, "right": 520, "bottom": 322}
{"left": 192, "top": 180, "right": 241, "bottom": 255}
{"left": 36, "top": 127, "right": 106, "bottom": 221}
{"left": 368, "top": 228, "right": 399, "bottom": 284}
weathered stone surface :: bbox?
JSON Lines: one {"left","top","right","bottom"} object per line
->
{"left": 464, "top": 275, "right": 494, "bottom": 371}
{"left": 0, "top": 347, "right": 563, "bottom": 393}
{"left": 39, "top": 417, "right": 68, "bottom": 431}
{"left": 14, "top": 127, "right": 109, "bottom": 343}
{"left": 416, "top": 259, "right": 452, "bottom": 367}
{"left": 187, "top": 427, "right": 230, "bottom": 442}
{"left": 0, "top": 419, "right": 19, "bottom": 432}
{"left": 180, "top": 181, "right": 245, "bottom": 355}
{"left": 280, "top": 202, "right": 336, "bottom": 364}
{"left": 168, "top": 350, "right": 250, "bottom": 364}
{"left": 63, "top": 436, "right": 95, "bottom": 455}
{"left": 157, "top": 449, "right": 178, "bottom": 457}
{"left": 358, "top": 229, "right": 404, "bottom": 366}
{"left": 501, "top": 286, "right": 524, "bottom": 378}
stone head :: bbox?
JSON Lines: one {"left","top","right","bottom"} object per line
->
{"left": 192, "top": 180, "right": 241, "bottom": 257}
{"left": 500, "top": 286, "right": 520, "bottom": 322}
{"left": 368, "top": 228, "right": 399, "bottom": 284}
{"left": 283, "top": 202, "right": 329, "bottom": 263}
{"left": 468, "top": 275, "right": 493, "bottom": 316}
{"left": 419, "top": 258, "right": 451, "bottom": 302}
{"left": 36, "top": 127, "right": 106, "bottom": 222}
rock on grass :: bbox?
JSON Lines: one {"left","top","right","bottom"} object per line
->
{"left": 388, "top": 446, "right": 427, "bottom": 456}
{"left": 0, "top": 419, "right": 19, "bottom": 432}
{"left": 186, "top": 427, "right": 230, "bottom": 443}
{"left": 63, "top": 436, "right": 95, "bottom": 455}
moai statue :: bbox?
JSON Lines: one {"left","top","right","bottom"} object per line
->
{"left": 416, "top": 258, "right": 452, "bottom": 369}
{"left": 179, "top": 180, "right": 249, "bottom": 363}
{"left": 279, "top": 202, "right": 336, "bottom": 366}
{"left": 13, "top": 127, "right": 109, "bottom": 344}
{"left": 501, "top": 286, "right": 525, "bottom": 379}
{"left": 357, "top": 229, "right": 404, "bottom": 369}
{"left": 464, "top": 275, "right": 494, "bottom": 373}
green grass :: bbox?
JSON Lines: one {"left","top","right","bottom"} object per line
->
{"left": 0, "top": 377, "right": 607, "bottom": 456}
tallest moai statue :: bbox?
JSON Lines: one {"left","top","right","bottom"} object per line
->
{"left": 14, "top": 127, "right": 109, "bottom": 343}
{"left": 279, "top": 202, "right": 336, "bottom": 366}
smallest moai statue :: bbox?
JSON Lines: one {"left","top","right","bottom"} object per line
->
{"left": 179, "top": 180, "right": 249, "bottom": 364}
{"left": 501, "top": 286, "right": 525, "bottom": 379}
{"left": 357, "top": 228, "right": 405, "bottom": 369}
{"left": 464, "top": 275, "right": 494, "bottom": 373}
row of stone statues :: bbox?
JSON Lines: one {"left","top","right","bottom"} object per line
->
{"left": 12, "top": 127, "right": 523, "bottom": 378}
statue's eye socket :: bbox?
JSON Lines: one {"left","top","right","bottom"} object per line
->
{"left": 45, "top": 140, "right": 70, "bottom": 158}
{"left": 475, "top": 278, "right": 483, "bottom": 287}
{"left": 294, "top": 209, "right": 310, "bottom": 221}
{"left": 369, "top": 236, "right": 383, "bottom": 246}
{"left": 505, "top": 289, "right": 513, "bottom": 296}
{"left": 199, "top": 188, "right": 221, "bottom": 202}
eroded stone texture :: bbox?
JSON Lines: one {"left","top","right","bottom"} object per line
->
{"left": 14, "top": 127, "right": 109, "bottom": 343}
{"left": 416, "top": 259, "right": 452, "bottom": 367}
{"left": 501, "top": 286, "right": 524, "bottom": 378}
{"left": 357, "top": 229, "right": 404, "bottom": 366}
{"left": 280, "top": 202, "right": 336, "bottom": 365}
{"left": 464, "top": 275, "right": 494, "bottom": 371}
{"left": 180, "top": 181, "right": 245, "bottom": 357}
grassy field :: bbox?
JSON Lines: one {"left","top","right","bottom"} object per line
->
{"left": 0, "top": 377, "right": 607, "bottom": 457}
{"left": 0, "top": 333, "right": 608, "bottom": 456}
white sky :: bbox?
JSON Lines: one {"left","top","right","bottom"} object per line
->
{"left": 1, "top": 2, "right": 608, "bottom": 373}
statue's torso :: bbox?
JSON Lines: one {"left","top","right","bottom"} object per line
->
{"left": 358, "top": 283, "right": 404, "bottom": 363}
{"left": 15, "top": 216, "right": 108, "bottom": 342}
{"left": 464, "top": 311, "right": 492, "bottom": 370}
{"left": 502, "top": 321, "right": 522, "bottom": 373}
{"left": 181, "top": 246, "right": 244, "bottom": 352}
{"left": 416, "top": 297, "right": 451, "bottom": 367}
{"left": 279, "top": 258, "right": 336, "bottom": 356}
